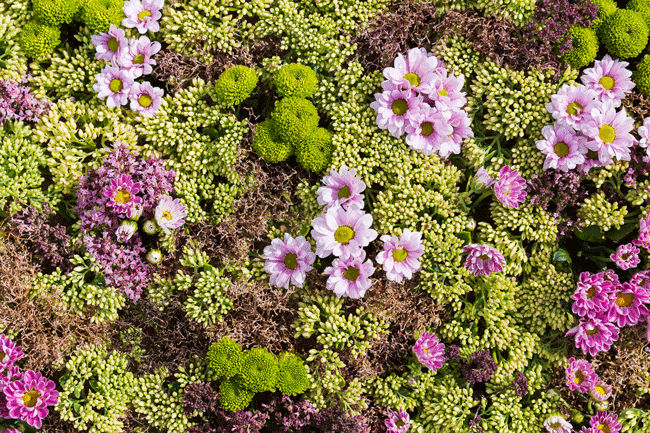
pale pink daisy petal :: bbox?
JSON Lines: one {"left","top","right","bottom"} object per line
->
{"left": 607, "top": 282, "right": 649, "bottom": 327}
{"left": 565, "top": 316, "right": 619, "bottom": 356}
{"left": 581, "top": 55, "right": 634, "bottom": 107}
{"left": 462, "top": 244, "right": 506, "bottom": 276}
{"left": 370, "top": 86, "right": 425, "bottom": 138}
{"left": 316, "top": 165, "right": 366, "bottom": 211}
{"left": 494, "top": 165, "right": 527, "bottom": 208}
{"left": 104, "top": 174, "right": 142, "bottom": 216}
{"left": 610, "top": 243, "right": 641, "bottom": 270}
{"left": 405, "top": 105, "right": 454, "bottom": 156}
{"left": 323, "top": 249, "right": 374, "bottom": 299}
{"left": 382, "top": 47, "right": 446, "bottom": 92}
{"left": 581, "top": 101, "right": 635, "bottom": 163}
{"left": 578, "top": 148, "right": 608, "bottom": 174}
{"left": 543, "top": 415, "right": 572, "bottom": 433}
{"left": 375, "top": 229, "right": 424, "bottom": 283}
{"left": 475, "top": 167, "right": 495, "bottom": 187}
{"left": 571, "top": 272, "right": 615, "bottom": 319}
{"left": 91, "top": 24, "right": 128, "bottom": 63}
{"left": 412, "top": 332, "right": 445, "bottom": 372}
{"left": 263, "top": 234, "right": 315, "bottom": 289}
{"left": 447, "top": 109, "right": 474, "bottom": 146}
{"left": 536, "top": 123, "right": 587, "bottom": 172}
{"left": 120, "top": 36, "right": 161, "bottom": 77}
{"left": 154, "top": 195, "right": 187, "bottom": 235}
{"left": 426, "top": 72, "right": 467, "bottom": 111}
{"left": 93, "top": 65, "right": 134, "bottom": 109}
{"left": 589, "top": 382, "right": 612, "bottom": 401}
{"left": 122, "top": 0, "right": 164, "bottom": 34}
{"left": 565, "top": 357, "right": 597, "bottom": 393}
{"left": 129, "top": 81, "right": 164, "bottom": 117}
{"left": 311, "top": 204, "right": 378, "bottom": 259}
{"left": 546, "top": 84, "right": 600, "bottom": 131}
{"left": 0, "top": 334, "right": 23, "bottom": 371}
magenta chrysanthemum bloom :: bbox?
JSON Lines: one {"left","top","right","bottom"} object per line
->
{"left": 370, "top": 84, "right": 424, "bottom": 138}
{"left": 154, "top": 195, "right": 186, "bottom": 235}
{"left": 93, "top": 65, "right": 134, "bottom": 109}
{"left": 607, "top": 282, "right": 649, "bottom": 327}
{"left": 0, "top": 334, "right": 23, "bottom": 371}
{"left": 316, "top": 165, "right": 366, "bottom": 211}
{"left": 382, "top": 47, "right": 445, "bottom": 92}
{"left": 462, "top": 244, "right": 506, "bottom": 277}
{"left": 324, "top": 249, "right": 375, "bottom": 299}
{"left": 566, "top": 316, "right": 620, "bottom": 356}
{"left": 565, "top": 357, "right": 597, "bottom": 393}
{"left": 122, "top": 0, "right": 164, "bottom": 34}
{"left": 104, "top": 174, "right": 143, "bottom": 216}
{"left": 590, "top": 411, "right": 621, "bottom": 433}
{"left": 91, "top": 24, "right": 129, "bottom": 63}
{"left": 263, "top": 233, "right": 316, "bottom": 289}
{"left": 5, "top": 370, "right": 58, "bottom": 429}
{"left": 427, "top": 73, "right": 467, "bottom": 111}
{"left": 637, "top": 117, "right": 650, "bottom": 154}
{"left": 128, "top": 81, "right": 164, "bottom": 117}
{"left": 571, "top": 272, "right": 615, "bottom": 318}
{"left": 600, "top": 269, "right": 620, "bottom": 285}
{"left": 546, "top": 84, "right": 600, "bottom": 131}
{"left": 475, "top": 167, "right": 495, "bottom": 187}
{"left": 447, "top": 109, "right": 474, "bottom": 146}
{"left": 385, "top": 408, "right": 410, "bottom": 433}
{"left": 581, "top": 55, "right": 634, "bottom": 107}
{"left": 376, "top": 229, "right": 424, "bottom": 283}
{"left": 120, "top": 36, "right": 161, "bottom": 78}
{"left": 589, "top": 381, "right": 613, "bottom": 401}
{"left": 405, "top": 106, "right": 454, "bottom": 156}
{"left": 630, "top": 270, "right": 650, "bottom": 297}
{"left": 311, "top": 204, "right": 378, "bottom": 259}
{"left": 582, "top": 102, "right": 635, "bottom": 164}
{"left": 632, "top": 231, "right": 650, "bottom": 251}
{"left": 536, "top": 123, "right": 587, "bottom": 172}
{"left": 494, "top": 166, "right": 527, "bottom": 208}
{"left": 1, "top": 427, "right": 21, "bottom": 433}
{"left": 543, "top": 416, "right": 572, "bottom": 433}
{"left": 610, "top": 243, "right": 641, "bottom": 270}
{"left": 412, "top": 332, "right": 445, "bottom": 372}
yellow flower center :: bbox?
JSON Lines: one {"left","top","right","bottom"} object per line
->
{"left": 566, "top": 101, "right": 583, "bottom": 116}
{"left": 421, "top": 121, "right": 434, "bottom": 137}
{"left": 594, "top": 385, "right": 607, "bottom": 395}
{"left": 573, "top": 370, "right": 584, "bottom": 385}
{"left": 139, "top": 94, "right": 153, "bottom": 108}
{"left": 114, "top": 188, "right": 131, "bottom": 203}
{"left": 616, "top": 292, "right": 634, "bottom": 307}
{"left": 597, "top": 423, "right": 611, "bottom": 433}
{"left": 392, "top": 248, "right": 408, "bottom": 262}
{"left": 585, "top": 327, "right": 599, "bottom": 336}
{"left": 598, "top": 125, "right": 616, "bottom": 143}
{"left": 404, "top": 72, "right": 421, "bottom": 87}
{"left": 391, "top": 99, "right": 408, "bottom": 116}
{"left": 133, "top": 54, "right": 145, "bottom": 64}
{"left": 22, "top": 389, "right": 40, "bottom": 408}
{"left": 478, "top": 254, "right": 489, "bottom": 260}
{"left": 550, "top": 422, "right": 562, "bottom": 428}
{"left": 107, "top": 37, "right": 119, "bottom": 52}
{"left": 586, "top": 286, "right": 596, "bottom": 299}
{"left": 137, "top": 10, "right": 152, "bottom": 21}
{"left": 337, "top": 185, "right": 351, "bottom": 199}
{"left": 162, "top": 210, "right": 173, "bottom": 221}
{"left": 284, "top": 253, "right": 298, "bottom": 270}
{"left": 554, "top": 141, "right": 570, "bottom": 158}
{"left": 396, "top": 420, "right": 405, "bottom": 427}
{"left": 334, "top": 226, "right": 355, "bottom": 244}
{"left": 599, "top": 76, "right": 615, "bottom": 90}
{"left": 109, "top": 78, "right": 123, "bottom": 93}
{"left": 439, "top": 88, "right": 448, "bottom": 97}
{"left": 343, "top": 266, "right": 360, "bottom": 281}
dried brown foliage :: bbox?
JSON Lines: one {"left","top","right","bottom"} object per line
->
{"left": 622, "top": 90, "right": 650, "bottom": 126}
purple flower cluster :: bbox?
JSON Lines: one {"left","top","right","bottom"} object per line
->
{"left": 511, "top": 371, "right": 529, "bottom": 397}
{"left": 183, "top": 382, "right": 219, "bottom": 415}
{"left": 0, "top": 335, "right": 58, "bottom": 429}
{"left": 370, "top": 47, "right": 473, "bottom": 158}
{"left": 0, "top": 78, "right": 49, "bottom": 126}
{"left": 460, "top": 349, "right": 497, "bottom": 385}
{"left": 567, "top": 271, "right": 650, "bottom": 356}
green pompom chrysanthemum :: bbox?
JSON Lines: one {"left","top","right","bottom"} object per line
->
{"left": 207, "top": 337, "right": 243, "bottom": 379}
{"left": 593, "top": 0, "right": 618, "bottom": 32}
{"left": 562, "top": 25, "right": 599, "bottom": 69}
{"left": 276, "top": 353, "right": 309, "bottom": 396}
{"left": 239, "top": 347, "right": 279, "bottom": 393}
{"left": 18, "top": 20, "right": 61, "bottom": 60}
{"left": 633, "top": 54, "right": 650, "bottom": 95}
{"left": 214, "top": 65, "right": 258, "bottom": 105}
{"left": 251, "top": 119, "right": 294, "bottom": 163}
{"left": 270, "top": 97, "right": 320, "bottom": 145}
{"left": 79, "top": 0, "right": 124, "bottom": 33}
{"left": 219, "top": 376, "right": 254, "bottom": 412}
{"left": 295, "top": 127, "right": 334, "bottom": 173}
{"left": 274, "top": 63, "right": 319, "bottom": 98}
{"left": 599, "top": 9, "right": 649, "bottom": 59}
{"left": 627, "top": 0, "right": 650, "bottom": 28}
{"left": 33, "top": 0, "right": 82, "bottom": 26}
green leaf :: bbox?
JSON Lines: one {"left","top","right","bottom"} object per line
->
{"left": 74, "top": 388, "right": 81, "bottom": 399}
{"left": 73, "top": 402, "right": 81, "bottom": 414}
{"left": 574, "top": 225, "right": 605, "bottom": 243}
{"left": 203, "top": 127, "right": 220, "bottom": 139}
{"left": 454, "top": 231, "right": 472, "bottom": 245}
{"left": 553, "top": 249, "right": 572, "bottom": 265}
{"left": 89, "top": 379, "right": 100, "bottom": 392}
{"left": 604, "top": 223, "right": 636, "bottom": 242}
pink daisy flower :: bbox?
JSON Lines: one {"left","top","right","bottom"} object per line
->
{"left": 93, "top": 65, "right": 134, "bottom": 109}
{"left": 590, "top": 411, "right": 621, "bottom": 433}
{"left": 565, "top": 357, "right": 598, "bottom": 393}
{"left": 115, "top": 220, "right": 138, "bottom": 243}
{"left": 122, "top": 0, "right": 164, "bottom": 34}
{"left": 91, "top": 24, "right": 129, "bottom": 63}
{"left": 1, "top": 428, "right": 21, "bottom": 433}
{"left": 426, "top": 73, "right": 467, "bottom": 111}
{"left": 543, "top": 416, "right": 572, "bottom": 433}
{"left": 311, "top": 204, "right": 378, "bottom": 259}
{"left": 382, "top": 47, "right": 445, "bottom": 92}
{"left": 263, "top": 234, "right": 316, "bottom": 289}
{"left": 589, "top": 381, "right": 612, "bottom": 401}
{"left": 412, "top": 332, "right": 445, "bottom": 372}
{"left": 494, "top": 166, "right": 527, "bottom": 208}
{"left": 546, "top": 84, "right": 600, "bottom": 131}
{"left": 375, "top": 229, "right": 424, "bottom": 283}
{"left": 370, "top": 84, "right": 424, "bottom": 138}
{"left": 324, "top": 249, "right": 375, "bottom": 299}
{"left": 0, "top": 334, "right": 23, "bottom": 371}
{"left": 536, "top": 123, "right": 587, "bottom": 172}
{"left": 566, "top": 316, "right": 619, "bottom": 356}
{"left": 607, "top": 282, "right": 649, "bottom": 327}
{"left": 462, "top": 244, "right": 506, "bottom": 277}
{"left": 154, "top": 195, "right": 186, "bottom": 235}
{"left": 104, "top": 174, "right": 143, "bottom": 216}
{"left": 129, "top": 81, "right": 164, "bottom": 117}
{"left": 120, "top": 36, "right": 161, "bottom": 78}
{"left": 610, "top": 243, "right": 641, "bottom": 270}
{"left": 405, "top": 106, "right": 453, "bottom": 156}
{"left": 385, "top": 408, "right": 410, "bottom": 433}
{"left": 447, "top": 109, "right": 474, "bottom": 146}
{"left": 316, "top": 165, "right": 366, "bottom": 211}
{"left": 571, "top": 272, "right": 615, "bottom": 319}
{"left": 630, "top": 270, "right": 650, "bottom": 297}
{"left": 5, "top": 370, "right": 58, "bottom": 429}
{"left": 581, "top": 55, "right": 634, "bottom": 107}
{"left": 632, "top": 231, "right": 650, "bottom": 251}
{"left": 578, "top": 148, "right": 607, "bottom": 174}
{"left": 475, "top": 167, "right": 495, "bottom": 187}
{"left": 582, "top": 102, "right": 635, "bottom": 164}
{"left": 637, "top": 117, "right": 650, "bottom": 155}
{"left": 600, "top": 269, "right": 620, "bottom": 285}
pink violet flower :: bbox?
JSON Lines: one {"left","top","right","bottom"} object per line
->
{"left": 5, "top": 370, "right": 59, "bottom": 429}
{"left": 447, "top": 109, "right": 474, "bottom": 146}
{"left": 462, "top": 244, "right": 506, "bottom": 277}
{"left": 263, "top": 234, "right": 316, "bottom": 289}
{"left": 104, "top": 174, "right": 142, "bottom": 216}
{"left": 494, "top": 166, "right": 527, "bottom": 208}
{"left": 590, "top": 411, "right": 621, "bottom": 433}
{"left": 426, "top": 73, "right": 467, "bottom": 111}
{"left": 311, "top": 204, "right": 378, "bottom": 259}
{"left": 412, "top": 332, "right": 445, "bottom": 372}
{"left": 382, "top": 47, "right": 445, "bottom": 93}
{"left": 385, "top": 408, "right": 410, "bottom": 433}
{"left": 610, "top": 243, "right": 641, "bottom": 270}
{"left": 91, "top": 24, "right": 128, "bottom": 63}
{"left": 546, "top": 84, "right": 600, "bottom": 131}
{"left": 375, "top": 229, "right": 424, "bottom": 283}
{"left": 565, "top": 357, "right": 598, "bottom": 393}
{"left": 323, "top": 249, "right": 375, "bottom": 299}
{"left": 154, "top": 195, "right": 187, "bottom": 235}
{"left": 0, "top": 334, "right": 23, "bottom": 371}
{"left": 120, "top": 36, "right": 161, "bottom": 77}
{"left": 607, "top": 282, "right": 649, "bottom": 327}
{"left": 637, "top": 117, "right": 650, "bottom": 155}
{"left": 93, "top": 65, "right": 134, "bottom": 109}
{"left": 475, "top": 167, "right": 495, "bottom": 188}
{"left": 582, "top": 102, "right": 635, "bottom": 164}
{"left": 589, "top": 381, "right": 613, "bottom": 401}
{"left": 543, "top": 415, "right": 572, "bottom": 433}
{"left": 129, "top": 81, "right": 164, "bottom": 117}
{"left": 370, "top": 84, "right": 424, "bottom": 138}
{"left": 571, "top": 272, "right": 615, "bottom": 319}
{"left": 536, "top": 123, "right": 587, "bottom": 172}
{"left": 122, "top": 0, "right": 164, "bottom": 34}
{"left": 405, "top": 105, "right": 453, "bottom": 156}
{"left": 566, "top": 316, "right": 620, "bottom": 356}
{"left": 581, "top": 55, "right": 634, "bottom": 107}
{"left": 316, "top": 165, "right": 366, "bottom": 211}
